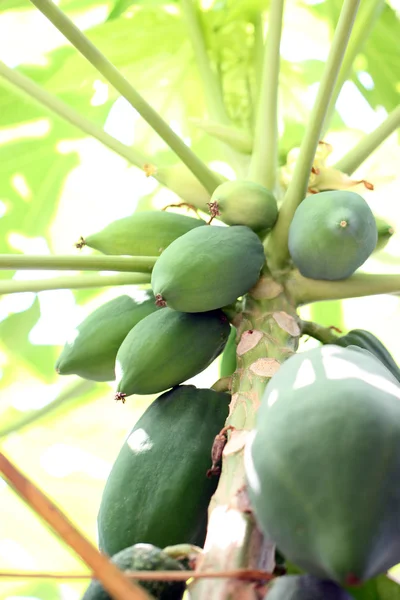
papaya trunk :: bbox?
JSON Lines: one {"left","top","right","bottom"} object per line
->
{"left": 189, "top": 272, "right": 301, "bottom": 599}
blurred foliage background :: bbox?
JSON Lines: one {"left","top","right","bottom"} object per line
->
{"left": 0, "top": 0, "right": 399, "bottom": 597}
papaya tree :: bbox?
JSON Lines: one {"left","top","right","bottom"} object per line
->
{"left": 1, "top": 1, "right": 400, "bottom": 600}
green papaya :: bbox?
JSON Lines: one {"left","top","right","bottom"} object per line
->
{"left": 115, "top": 307, "right": 230, "bottom": 399}
{"left": 98, "top": 385, "right": 230, "bottom": 556}
{"left": 81, "top": 211, "right": 204, "bottom": 256}
{"left": 219, "top": 326, "right": 237, "bottom": 378}
{"left": 56, "top": 292, "right": 159, "bottom": 382}
{"left": 373, "top": 215, "right": 394, "bottom": 253}
{"left": 265, "top": 575, "right": 355, "bottom": 600}
{"left": 245, "top": 344, "right": 400, "bottom": 585}
{"left": 209, "top": 180, "right": 278, "bottom": 232}
{"left": 333, "top": 328, "right": 400, "bottom": 383}
{"left": 288, "top": 191, "right": 377, "bottom": 280}
{"left": 151, "top": 225, "right": 265, "bottom": 313}
{"left": 81, "top": 543, "right": 186, "bottom": 600}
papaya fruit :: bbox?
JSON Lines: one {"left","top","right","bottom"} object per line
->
{"left": 81, "top": 543, "right": 186, "bottom": 600}
{"left": 151, "top": 225, "right": 265, "bottom": 313}
{"left": 82, "top": 211, "right": 204, "bottom": 256}
{"left": 55, "top": 292, "right": 159, "bottom": 382}
{"left": 209, "top": 180, "right": 278, "bottom": 232}
{"left": 115, "top": 307, "right": 230, "bottom": 399}
{"left": 288, "top": 191, "right": 377, "bottom": 280}
{"left": 333, "top": 328, "right": 400, "bottom": 383}
{"left": 245, "top": 344, "right": 400, "bottom": 585}
{"left": 98, "top": 385, "right": 230, "bottom": 556}
{"left": 265, "top": 575, "right": 354, "bottom": 600}
{"left": 219, "top": 326, "right": 237, "bottom": 378}
{"left": 373, "top": 215, "right": 394, "bottom": 253}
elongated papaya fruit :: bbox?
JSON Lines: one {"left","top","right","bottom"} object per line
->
{"left": 115, "top": 307, "right": 230, "bottom": 399}
{"left": 56, "top": 292, "right": 159, "bottom": 382}
{"left": 265, "top": 575, "right": 354, "bottom": 600}
{"left": 373, "top": 215, "right": 394, "bottom": 253}
{"left": 219, "top": 326, "right": 237, "bottom": 378}
{"left": 98, "top": 385, "right": 230, "bottom": 556}
{"left": 81, "top": 211, "right": 204, "bottom": 256}
{"left": 209, "top": 180, "right": 278, "bottom": 232}
{"left": 245, "top": 344, "right": 400, "bottom": 585}
{"left": 333, "top": 328, "right": 400, "bottom": 383}
{"left": 82, "top": 543, "right": 186, "bottom": 600}
{"left": 151, "top": 225, "right": 265, "bottom": 313}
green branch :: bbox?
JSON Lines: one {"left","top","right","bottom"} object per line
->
{"left": 287, "top": 270, "right": 400, "bottom": 306}
{"left": 0, "top": 255, "right": 156, "bottom": 272}
{"left": 266, "top": 0, "right": 360, "bottom": 271}
{"left": 252, "top": 13, "right": 265, "bottom": 111}
{"left": 249, "top": 0, "right": 285, "bottom": 190}
{"left": 0, "top": 273, "right": 151, "bottom": 295}
{"left": 29, "top": 0, "right": 221, "bottom": 195}
{"left": 334, "top": 105, "right": 400, "bottom": 175}
{"left": 300, "top": 320, "right": 340, "bottom": 344}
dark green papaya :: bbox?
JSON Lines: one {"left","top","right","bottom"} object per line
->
{"left": 288, "top": 191, "right": 377, "bottom": 280}
{"left": 81, "top": 543, "right": 186, "bottom": 600}
{"left": 55, "top": 292, "right": 159, "bottom": 382}
{"left": 245, "top": 344, "right": 400, "bottom": 585}
{"left": 219, "top": 326, "right": 237, "bottom": 378}
{"left": 333, "top": 328, "right": 400, "bottom": 383}
{"left": 373, "top": 215, "right": 394, "bottom": 253}
{"left": 98, "top": 385, "right": 230, "bottom": 556}
{"left": 151, "top": 225, "right": 265, "bottom": 313}
{"left": 82, "top": 211, "right": 204, "bottom": 256}
{"left": 115, "top": 307, "right": 230, "bottom": 399}
{"left": 209, "top": 180, "right": 278, "bottom": 232}
{"left": 265, "top": 575, "right": 354, "bottom": 600}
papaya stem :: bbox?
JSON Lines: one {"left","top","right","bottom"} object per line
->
{"left": 267, "top": 0, "right": 361, "bottom": 271}
{"left": 248, "top": 0, "right": 285, "bottom": 190}
{"left": 0, "top": 452, "right": 151, "bottom": 600}
{"left": 334, "top": 105, "right": 400, "bottom": 175}
{"left": 299, "top": 320, "right": 340, "bottom": 344}
{"left": 0, "top": 255, "right": 156, "bottom": 272}
{"left": 252, "top": 13, "right": 265, "bottom": 115}
{"left": 0, "top": 273, "right": 151, "bottom": 295}
{"left": 28, "top": 0, "right": 221, "bottom": 196}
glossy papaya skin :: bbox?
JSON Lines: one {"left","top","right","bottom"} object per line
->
{"left": 81, "top": 543, "right": 186, "bottom": 600}
{"left": 115, "top": 307, "right": 230, "bottom": 398}
{"left": 373, "top": 215, "right": 394, "bottom": 253}
{"left": 265, "top": 575, "right": 354, "bottom": 600}
{"left": 209, "top": 180, "right": 278, "bottom": 232}
{"left": 98, "top": 385, "right": 230, "bottom": 556}
{"left": 219, "top": 326, "right": 237, "bottom": 378}
{"left": 333, "top": 328, "right": 400, "bottom": 383}
{"left": 245, "top": 345, "right": 400, "bottom": 585}
{"left": 151, "top": 225, "right": 265, "bottom": 313}
{"left": 83, "top": 211, "right": 204, "bottom": 256}
{"left": 288, "top": 191, "right": 377, "bottom": 280}
{"left": 55, "top": 292, "right": 159, "bottom": 382}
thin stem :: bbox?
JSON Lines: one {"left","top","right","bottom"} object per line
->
{"left": 322, "top": 0, "right": 385, "bottom": 135}
{"left": 267, "top": 0, "right": 360, "bottom": 271}
{"left": 334, "top": 105, "right": 400, "bottom": 175}
{"left": 29, "top": 0, "right": 221, "bottom": 195}
{"left": 287, "top": 270, "right": 400, "bottom": 306}
{"left": 252, "top": 13, "right": 265, "bottom": 112}
{"left": 0, "top": 273, "right": 151, "bottom": 295}
{"left": 0, "top": 452, "right": 151, "bottom": 600}
{"left": 300, "top": 320, "right": 340, "bottom": 344}
{"left": 0, "top": 255, "right": 156, "bottom": 272}
{"left": 249, "top": 0, "right": 285, "bottom": 190}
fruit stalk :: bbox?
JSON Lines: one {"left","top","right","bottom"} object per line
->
{"left": 0, "top": 255, "right": 156, "bottom": 272}
{"left": 189, "top": 273, "right": 300, "bottom": 600}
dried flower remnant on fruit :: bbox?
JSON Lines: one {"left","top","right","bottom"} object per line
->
{"left": 115, "top": 392, "right": 127, "bottom": 403}
{"left": 75, "top": 236, "right": 86, "bottom": 249}
{"left": 207, "top": 201, "right": 221, "bottom": 224}
{"left": 207, "top": 425, "right": 235, "bottom": 478}
{"left": 155, "top": 294, "right": 167, "bottom": 307}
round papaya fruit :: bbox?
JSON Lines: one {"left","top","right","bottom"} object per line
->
{"left": 55, "top": 292, "right": 159, "bottom": 382}
{"left": 209, "top": 180, "right": 278, "bottom": 232}
{"left": 98, "top": 385, "right": 230, "bottom": 556}
{"left": 264, "top": 575, "right": 354, "bottom": 600}
{"left": 81, "top": 543, "right": 186, "bottom": 600}
{"left": 288, "top": 191, "right": 377, "bottom": 280}
{"left": 245, "top": 344, "right": 400, "bottom": 585}
{"left": 82, "top": 211, "right": 204, "bottom": 256}
{"left": 151, "top": 225, "right": 265, "bottom": 313}
{"left": 115, "top": 307, "right": 230, "bottom": 398}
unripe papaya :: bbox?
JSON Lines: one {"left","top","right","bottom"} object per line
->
{"left": 245, "top": 344, "right": 400, "bottom": 585}
{"left": 151, "top": 225, "right": 265, "bottom": 313}
{"left": 82, "top": 211, "right": 204, "bottom": 256}
{"left": 288, "top": 191, "right": 377, "bottom": 280}
{"left": 264, "top": 575, "right": 354, "bottom": 600}
{"left": 209, "top": 180, "right": 278, "bottom": 232}
{"left": 219, "top": 326, "right": 237, "bottom": 378}
{"left": 98, "top": 385, "right": 230, "bottom": 555}
{"left": 81, "top": 543, "right": 186, "bottom": 600}
{"left": 373, "top": 215, "right": 394, "bottom": 253}
{"left": 115, "top": 307, "right": 230, "bottom": 399}
{"left": 55, "top": 292, "right": 159, "bottom": 382}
